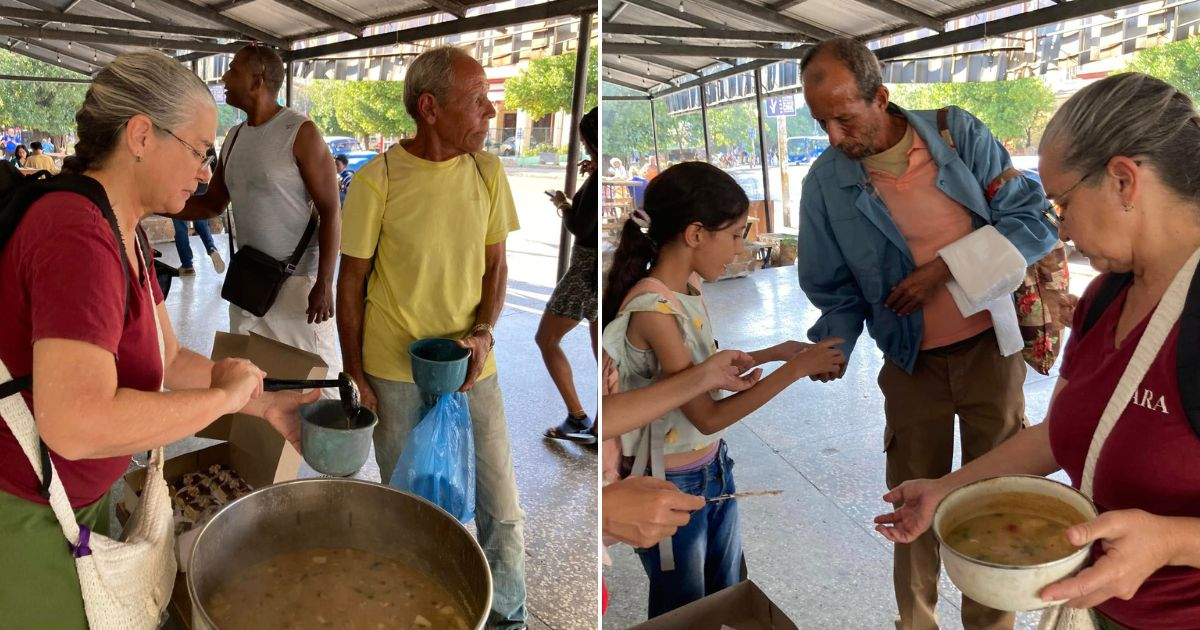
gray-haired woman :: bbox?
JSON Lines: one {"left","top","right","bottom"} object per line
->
{"left": 0, "top": 51, "right": 314, "bottom": 626}
{"left": 873, "top": 72, "right": 1200, "bottom": 629}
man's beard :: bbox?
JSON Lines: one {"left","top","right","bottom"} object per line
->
{"left": 840, "top": 118, "right": 881, "bottom": 160}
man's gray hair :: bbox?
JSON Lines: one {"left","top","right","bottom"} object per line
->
{"left": 800, "top": 37, "right": 884, "bottom": 103}
{"left": 1041, "top": 72, "right": 1200, "bottom": 204}
{"left": 403, "top": 46, "right": 477, "bottom": 120}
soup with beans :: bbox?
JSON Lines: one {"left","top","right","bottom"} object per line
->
{"left": 942, "top": 492, "right": 1087, "bottom": 566}
{"left": 205, "top": 547, "right": 470, "bottom": 630}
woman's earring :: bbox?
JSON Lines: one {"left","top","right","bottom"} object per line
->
{"left": 135, "top": 154, "right": 142, "bottom": 163}
{"left": 1123, "top": 203, "right": 1134, "bottom": 212}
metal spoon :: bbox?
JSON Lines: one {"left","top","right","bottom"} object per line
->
{"left": 263, "top": 372, "right": 362, "bottom": 426}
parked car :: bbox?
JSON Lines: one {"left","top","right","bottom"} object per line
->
{"left": 343, "top": 150, "right": 378, "bottom": 173}
{"left": 325, "top": 136, "right": 361, "bottom": 154}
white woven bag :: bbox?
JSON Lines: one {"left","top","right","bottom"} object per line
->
{"left": 0, "top": 244, "right": 176, "bottom": 629}
{"left": 1039, "top": 247, "right": 1200, "bottom": 630}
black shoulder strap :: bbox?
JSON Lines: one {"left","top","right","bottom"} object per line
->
{"left": 0, "top": 174, "right": 125, "bottom": 500}
{"left": 1177, "top": 268, "right": 1200, "bottom": 439}
{"left": 224, "top": 124, "right": 244, "bottom": 255}
{"left": 1079, "top": 273, "right": 1133, "bottom": 337}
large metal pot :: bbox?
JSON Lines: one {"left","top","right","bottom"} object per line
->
{"left": 187, "top": 478, "right": 491, "bottom": 629}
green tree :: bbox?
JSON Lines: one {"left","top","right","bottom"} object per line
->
{"left": 504, "top": 47, "right": 598, "bottom": 119}
{"left": 890, "top": 77, "right": 1055, "bottom": 150}
{"left": 306, "top": 80, "right": 414, "bottom": 143}
{"left": 0, "top": 51, "right": 88, "bottom": 146}
{"left": 1124, "top": 35, "right": 1200, "bottom": 103}
{"left": 601, "top": 98, "right": 653, "bottom": 166}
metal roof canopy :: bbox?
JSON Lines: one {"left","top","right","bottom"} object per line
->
{"left": 601, "top": 0, "right": 1152, "bottom": 98}
{"left": 0, "top": 0, "right": 594, "bottom": 76}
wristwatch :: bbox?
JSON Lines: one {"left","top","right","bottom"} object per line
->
{"left": 468, "top": 323, "right": 496, "bottom": 350}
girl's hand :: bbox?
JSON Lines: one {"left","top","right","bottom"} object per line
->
{"left": 699, "top": 350, "right": 761, "bottom": 393}
{"left": 1040, "top": 509, "right": 1176, "bottom": 608}
{"left": 254, "top": 389, "right": 320, "bottom": 455}
{"left": 785, "top": 337, "right": 844, "bottom": 378}
{"left": 873, "top": 477, "right": 951, "bottom": 543}
{"left": 771, "top": 340, "right": 812, "bottom": 362}
{"left": 549, "top": 190, "right": 569, "bottom": 208}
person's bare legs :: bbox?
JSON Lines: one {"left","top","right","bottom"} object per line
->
{"left": 535, "top": 311, "right": 586, "bottom": 416}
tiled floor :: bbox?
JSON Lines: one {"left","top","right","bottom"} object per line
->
{"left": 122, "top": 168, "right": 598, "bottom": 629}
{"left": 602, "top": 255, "right": 1099, "bottom": 629}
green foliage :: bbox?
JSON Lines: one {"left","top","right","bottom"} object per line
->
{"left": 0, "top": 50, "right": 87, "bottom": 138}
{"left": 890, "top": 77, "right": 1056, "bottom": 150}
{"left": 305, "top": 80, "right": 414, "bottom": 141}
{"left": 706, "top": 100, "right": 758, "bottom": 154}
{"left": 504, "top": 47, "right": 598, "bottom": 119}
{"left": 1124, "top": 36, "right": 1200, "bottom": 104}
{"left": 601, "top": 98, "right": 653, "bottom": 164}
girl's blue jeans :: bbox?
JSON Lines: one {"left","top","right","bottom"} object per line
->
{"left": 636, "top": 440, "right": 745, "bottom": 618}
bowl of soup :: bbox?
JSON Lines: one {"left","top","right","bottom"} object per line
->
{"left": 932, "top": 475, "right": 1098, "bottom": 611}
{"left": 187, "top": 478, "right": 490, "bottom": 629}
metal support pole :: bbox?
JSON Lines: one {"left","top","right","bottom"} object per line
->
{"left": 753, "top": 66, "right": 773, "bottom": 233}
{"left": 699, "top": 82, "right": 710, "bottom": 163}
{"left": 649, "top": 97, "right": 660, "bottom": 170}
{"left": 556, "top": 11, "right": 592, "bottom": 280}
{"left": 285, "top": 60, "right": 293, "bottom": 108}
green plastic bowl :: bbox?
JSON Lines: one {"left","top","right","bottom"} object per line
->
{"left": 408, "top": 338, "right": 471, "bottom": 395}
{"left": 300, "top": 400, "right": 377, "bottom": 477}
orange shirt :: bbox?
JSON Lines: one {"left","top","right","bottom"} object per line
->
{"left": 867, "top": 130, "right": 992, "bottom": 350}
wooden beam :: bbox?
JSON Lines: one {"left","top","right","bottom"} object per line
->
{"left": 16, "top": 37, "right": 107, "bottom": 67}
{"left": 651, "top": 57, "right": 773, "bottom": 97}
{"left": 268, "top": 0, "right": 361, "bottom": 36}
{"left": 690, "top": 0, "right": 839, "bottom": 40}
{"left": 625, "top": 53, "right": 701, "bottom": 76}
{"left": 602, "top": 70, "right": 654, "bottom": 92}
{"left": 606, "top": 1, "right": 628, "bottom": 21}
{"left": 769, "top": 0, "right": 808, "bottom": 10}
{"left": 0, "top": 7, "right": 241, "bottom": 38}
{"left": 605, "top": 42, "right": 809, "bottom": 59}
{"left": 604, "top": 23, "right": 811, "bottom": 42}
{"left": 605, "top": 60, "right": 671, "bottom": 84}
{"left": 423, "top": 0, "right": 467, "bottom": 19}
{"left": 851, "top": 0, "right": 943, "bottom": 33}
{"left": 139, "top": 0, "right": 288, "bottom": 47}
{"left": 874, "top": 0, "right": 1139, "bottom": 60}
{"left": 0, "top": 24, "right": 245, "bottom": 52}
{"left": 7, "top": 43, "right": 91, "bottom": 74}
{"left": 619, "top": 0, "right": 738, "bottom": 30}
{"left": 288, "top": 0, "right": 594, "bottom": 60}
{"left": 211, "top": 0, "right": 260, "bottom": 11}
{"left": 0, "top": 71, "right": 90, "bottom": 82}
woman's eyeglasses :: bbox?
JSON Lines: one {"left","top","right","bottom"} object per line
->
{"left": 156, "top": 124, "right": 217, "bottom": 171}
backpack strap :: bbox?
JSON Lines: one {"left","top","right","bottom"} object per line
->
{"left": 934, "top": 107, "right": 1024, "bottom": 204}
{"left": 1179, "top": 268, "right": 1200, "bottom": 438}
{"left": 1079, "top": 272, "right": 1133, "bottom": 338}
{"left": 0, "top": 174, "right": 127, "bottom": 500}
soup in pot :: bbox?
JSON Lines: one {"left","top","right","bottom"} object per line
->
{"left": 942, "top": 491, "right": 1087, "bottom": 566}
{"left": 205, "top": 547, "right": 469, "bottom": 630}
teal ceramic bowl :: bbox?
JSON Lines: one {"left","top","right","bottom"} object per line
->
{"left": 409, "top": 338, "right": 471, "bottom": 395}
{"left": 300, "top": 400, "right": 377, "bottom": 477}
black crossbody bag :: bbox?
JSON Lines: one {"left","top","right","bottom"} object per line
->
{"left": 219, "top": 123, "right": 320, "bottom": 317}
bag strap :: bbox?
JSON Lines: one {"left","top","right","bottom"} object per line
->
{"left": 1080, "top": 248, "right": 1200, "bottom": 496}
{"left": 0, "top": 237, "right": 167, "bottom": 550}
{"left": 285, "top": 205, "right": 319, "bottom": 273}
{"left": 223, "top": 124, "right": 244, "bottom": 255}
{"left": 1080, "top": 273, "right": 1134, "bottom": 337}
{"left": 935, "top": 107, "right": 1028, "bottom": 206}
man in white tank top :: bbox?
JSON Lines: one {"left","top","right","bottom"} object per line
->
{"left": 177, "top": 45, "right": 342, "bottom": 377}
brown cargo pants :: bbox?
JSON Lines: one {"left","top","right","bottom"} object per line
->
{"left": 879, "top": 329, "right": 1027, "bottom": 630}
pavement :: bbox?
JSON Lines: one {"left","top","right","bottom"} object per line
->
{"left": 602, "top": 255, "right": 1100, "bottom": 630}
{"left": 124, "top": 169, "right": 598, "bottom": 630}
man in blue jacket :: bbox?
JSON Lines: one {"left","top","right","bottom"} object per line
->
{"left": 797, "top": 38, "right": 1059, "bottom": 630}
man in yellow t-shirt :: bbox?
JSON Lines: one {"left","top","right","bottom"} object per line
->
{"left": 23, "top": 142, "right": 56, "bottom": 173}
{"left": 336, "top": 47, "right": 525, "bottom": 630}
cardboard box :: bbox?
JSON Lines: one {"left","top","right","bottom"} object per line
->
{"left": 119, "top": 332, "right": 327, "bottom": 565}
{"left": 627, "top": 581, "right": 798, "bottom": 630}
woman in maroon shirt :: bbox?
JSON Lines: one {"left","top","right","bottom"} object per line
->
{"left": 874, "top": 73, "right": 1200, "bottom": 629}
{"left": 0, "top": 52, "right": 316, "bottom": 626}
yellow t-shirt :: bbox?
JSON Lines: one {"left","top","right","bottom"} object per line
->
{"left": 23, "top": 153, "right": 56, "bottom": 172}
{"left": 340, "top": 144, "right": 519, "bottom": 382}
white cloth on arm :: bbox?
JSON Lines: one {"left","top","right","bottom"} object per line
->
{"left": 938, "top": 225, "right": 1027, "bottom": 356}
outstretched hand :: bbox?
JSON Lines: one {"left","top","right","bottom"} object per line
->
{"left": 873, "top": 478, "right": 948, "bottom": 544}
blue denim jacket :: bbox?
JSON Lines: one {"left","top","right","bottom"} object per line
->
{"left": 797, "top": 104, "right": 1059, "bottom": 374}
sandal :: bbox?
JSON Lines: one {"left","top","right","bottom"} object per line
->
{"left": 544, "top": 415, "right": 596, "bottom": 444}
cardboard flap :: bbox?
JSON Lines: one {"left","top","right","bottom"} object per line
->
{"left": 627, "top": 581, "right": 798, "bottom": 630}
{"left": 228, "top": 417, "right": 303, "bottom": 487}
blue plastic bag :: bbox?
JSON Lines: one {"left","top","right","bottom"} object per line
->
{"left": 390, "top": 392, "right": 476, "bottom": 523}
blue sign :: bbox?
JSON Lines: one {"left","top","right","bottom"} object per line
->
{"left": 765, "top": 94, "right": 796, "bottom": 117}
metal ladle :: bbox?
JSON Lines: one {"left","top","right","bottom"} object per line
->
{"left": 263, "top": 372, "right": 362, "bottom": 427}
